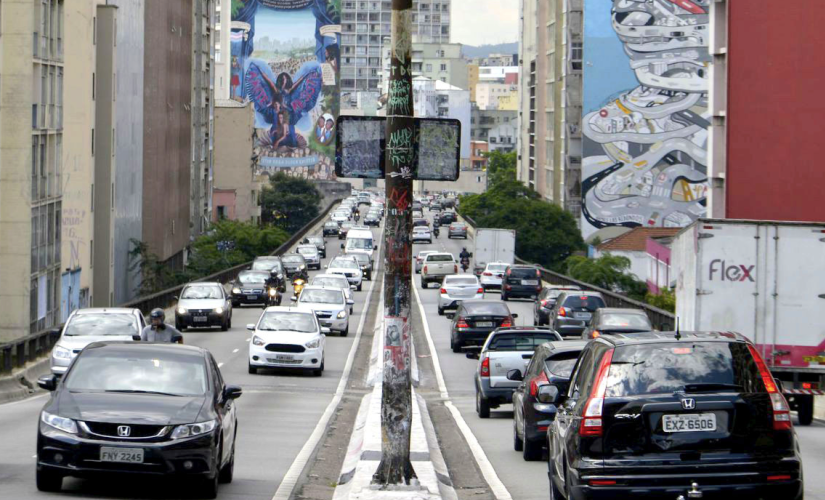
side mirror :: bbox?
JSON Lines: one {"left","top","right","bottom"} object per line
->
{"left": 511, "top": 314, "right": 519, "bottom": 319}
{"left": 374, "top": 245, "right": 378, "bottom": 250}
{"left": 445, "top": 313, "right": 455, "bottom": 319}
{"left": 465, "top": 351, "right": 480, "bottom": 360}
{"left": 506, "top": 369, "right": 523, "bottom": 382}
{"left": 321, "top": 327, "right": 331, "bottom": 334}
{"left": 347, "top": 299, "right": 355, "bottom": 305}
{"left": 223, "top": 385, "right": 243, "bottom": 400}
{"left": 538, "top": 385, "right": 560, "bottom": 404}
{"left": 246, "top": 324, "right": 256, "bottom": 331}
{"left": 38, "top": 375, "right": 57, "bottom": 391}
{"left": 132, "top": 335, "right": 142, "bottom": 341}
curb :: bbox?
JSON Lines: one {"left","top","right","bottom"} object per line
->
{"left": 0, "top": 357, "right": 51, "bottom": 405}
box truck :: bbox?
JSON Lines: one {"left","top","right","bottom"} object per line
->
{"left": 673, "top": 219, "right": 825, "bottom": 425}
{"left": 472, "top": 229, "right": 516, "bottom": 276}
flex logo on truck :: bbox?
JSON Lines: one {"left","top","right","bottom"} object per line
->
{"left": 709, "top": 259, "right": 755, "bottom": 282}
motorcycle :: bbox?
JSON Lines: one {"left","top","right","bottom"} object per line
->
{"left": 460, "top": 256, "right": 470, "bottom": 273}
{"left": 266, "top": 285, "right": 282, "bottom": 307}
{"left": 433, "top": 226, "right": 440, "bottom": 238}
{"left": 291, "top": 277, "right": 307, "bottom": 301}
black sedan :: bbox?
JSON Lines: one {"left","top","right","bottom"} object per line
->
{"left": 510, "top": 340, "right": 586, "bottom": 461}
{"left": 364, "top": 214, "right": 381, "bottom": 227}
{"left": 350, "top": 252, "right": 373, "bottom": 280}
{"left": 534, "top": 285, "right": 581, "bottom": 325}
{"left": 448, "top": 300, "right": 517, "bottom": 353}
{"left": 36, "top": 342, "right": 241, "bottom": 498}
{"left": 229, "top": 271, "right": 280, "bottom": 307}
{"left": 250, "top": 257, "right": 287, "bottom": 292}
{"left": 339, "top": 222, "right": 354, "bottom": 240}
{"left": 281, "top": 254, "right": 308, "bottom": 278}
{"left": 323, "top": 222, "right": 340, "bottom": 237}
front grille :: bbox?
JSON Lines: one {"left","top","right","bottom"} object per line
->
{"left": 314, "top": 311, "right": 333, "bottom": 319}
{"left": 266, "top": 358, "right": 303, "bottom": 365}
{"left": 190, "top": 309, "right": 211, "bottom": 315}
{"left": 241, "top": 289, "right": 264, "bottom": 294}
{"left": 265, "top": 343, "right": 306, "bottom": 353}
{"left": 83, "top": 422, "right": 168, "bottom": 439}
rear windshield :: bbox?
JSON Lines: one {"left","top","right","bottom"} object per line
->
{"left": 445, "top": 277, "right": 478, "bottom": 286}
{"left": 599, "top": 312, "right": 652, "bottom": 329}
{"left": 487, "top": 264, "right": 508, "bottom": 272}
{"left": 463, "top": 302, "right": 510, "bottom": 316}
{"left": 509, "top": 268, "right": 539, "bottom": 278}
{"left": 426, "top": 254, "right": 454, "bottom": 262}
{"left": 605, "top": 342, "right": 766, "bottom": 397}
{"left": 547, "top": 288, "right": 579, "bottom": 299}
{"left": 562, "top": 295, "right": 605, "bottom": 311}
{"left": 312, "top": 277, "right": 348, "bottom": 288}
{"left": 488, "top": 333, "right": 558, "bottom": 351}
{"left": 300, "top": 289, "right": 343, "bottom": 305}
{"left": 545, "top": 351, "right": 581, "bottom": 378}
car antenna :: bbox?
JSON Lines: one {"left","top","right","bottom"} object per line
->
{"left": 675, "top": 316, "right": 681, "bottom": 340}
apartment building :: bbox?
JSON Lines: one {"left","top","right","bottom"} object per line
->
{"left": 471, "top": 105, "right": 517, "bottom": 153}
{"left": 214, "top": 0, "right": 230, "bottom": 100}
{"left": 213, "top": 100, "right": 263, "bottom": 224}
{"left": 380, "top": 41, "right": 468, "bottom": 91}
{"left": 191, "top": 0, "right": 215, "bottom": 240}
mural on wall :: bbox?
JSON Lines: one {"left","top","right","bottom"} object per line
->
{"left": 231, "top": 0, "right": 340, "bottom": 179}
{"left": 581, "top": 0, "right": 710, "bottom": 239}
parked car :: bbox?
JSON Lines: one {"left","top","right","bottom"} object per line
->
{"left": 582, "top": 307, "right": 653, "bottom": 339}
{"left": 421, "top": 253, "right": 458, "bottom": 288}
{"left": 229, "top": 270, "right": 279, "bottom": 308}
{"left": 295, "top": 286, "right": 354, "bottom": 336}
{"left": 501, "top": 265, "right": 543, "bottom": 301}
{"left": 339, "top": 221, "right": 354, "bottom": 240}
{"left": 280, "top": 254, "right": 308, "bottom": 278}
{"left": 438, "top": 275, "right": 484, "bottom": 315}
{"left": 448, "top": 222, "right": 468, "bottom": 239}
{"left": 412, "top": 226, "right": 433, "bottom": 244}
{"left": 251, "top": 257, "right": 286, "bottom": 292}
{"left": 296, "top": 245, "right": 322, "bottom": 270}
{"left": 479, "top": 262, "right": 509, "bottom": 291}
{"left": 547, "top": 332, "right": 803, "bottom": 500}
{"left": 36, "top": 343, "right": 241, "bottom": 497}
{"left": 303, "top": 236, "right": 327, "bottom": 258}
{"left": 323, "top": 222, "right": 340, "bottom": 237}
{"left": 326, "top": 256, "right": 363, "bottom": 291}
{"left": 447, "top": 300, "right": 517, "bottom": 353}
{"left": 350, "top": 252, "right": 373, "bottom": 281}
{"left": 415, "top": 250, "right": 438, "bottom": 274}
{"left": 175, "top": 282, "right": 233, "bottom": 331}
{"left": 509, "top": 340, "right": 587, "bottom": 460}
{"left": 534, "top": 285, "right": 582, "bottom": 326}
{"left": 247, "top": 306, "right": 328, "bottom": 375}
{"left": 550, "top": 291, "right": 606, "bottom": 337}
{"left": 49, "top": 308, "right": 145, "bottom": 376}
{"left": 310, "top": 274, "right": 355, "bottom": 312}
{"left": 468, "top": 327, "right": 562, "bottom": 419}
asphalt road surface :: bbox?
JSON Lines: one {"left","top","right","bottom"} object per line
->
{"left": 0, "top": 219, "right": 383, "bottom": 500}
{"left": 413, "top": 221, "right": 825, "bottom": 500}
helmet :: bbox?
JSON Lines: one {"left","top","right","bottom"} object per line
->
{"left": 150, "top": 308, "right": 165, "bottom": 322}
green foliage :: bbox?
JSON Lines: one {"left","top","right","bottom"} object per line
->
{"left": 483, "top": 150, "right": 517, "bottom": 186}
{"left": 128, "top": 240, "right": 188, "bottom": 297}
{"left": 327, "top": 0, "right": 342, "bottom": 21}
{"left": 645, "top": 289, "right": 676, "bottom": 313}
{"left": 261, "top": 172, "right": 323, "bottom": 233}
{"left": 564, "top": 253, "right": 648, "bottom": 301}
{"left": 186, "top": 220, "right": 289, "bottom": 277}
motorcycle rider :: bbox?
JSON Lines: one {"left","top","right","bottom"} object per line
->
{"left": 459, "top": 247, "right": 471, "bottom": 272}
{"left": 141, "top": 308, "right": 183, "bottom": 343}
{"left": 433, "top": 225, "right": 440, "bottom": 238}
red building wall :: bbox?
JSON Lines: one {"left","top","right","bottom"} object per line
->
{"left": 726, "top": 1, "right": 825, "bottom": 221}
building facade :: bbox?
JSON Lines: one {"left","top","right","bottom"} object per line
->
{"left": 475, "top": 82, "right": 519, "bottom": 111}
{"left": 471, "top": 105, "right": 517, "bottom": 153}
{"left": 471, "top": 141, "right": 489, "bottom": 170}
{"left": 191, "top": 0, "right": 215, "bottom": 240}
{"left": 214, "top": 0, "right": 231, "bottom": 100}
{"left": 380, "top": 41, "right": 467, "bottom": 91}
{"left": 213, "top": 100, "right": 263, "bottom": 224}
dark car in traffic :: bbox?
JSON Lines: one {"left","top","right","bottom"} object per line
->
{"left": 350, "top": 252, "right": 373, "bottom": 281}
{"left": 229, "top": 271, "right": 279, "bottom": 307}
{"left": 509, "top": 340, "right": 587, "bottom": 461}
{"left": 439, "top": 211, "right": 457, "bottom": 225}
{"left": 323, "top": 222, "right": 340, "bottom": 237}
{"left": 35, "top": 342, "right": 242, "bottom": 498}
{"left": 280, "top": 254, "right": 308, "bottom": 278}
{"left": 175, "top": 283, "right": 233, "bottom": 332}
{"left": 547, "top": 332, "right": 802, "bottom": 500}
{"left": 448, "top": 300, "right": 517, "bottom": 353}
{"left": 339, "top": 221, "right": 354, "bottom": 240}
{"left": 250, "top": 257, "right": 286, "bottom": 292}
{"left": 448, "top": 222, "right": 468, "bottom": 239}
{"left": 364, "top": 213, "right": 381, "bottom": 227}
{"left": 550, "top": 291, "right": 606, "bottom": 337}
{"left": 501, "top": 265, "right": 543, "bottom": 301}
{"left": 534, "top": 285, "right": 582, "bottom": 325}
{"left": 581, "top": 307, "right": 652, "bottom": 339}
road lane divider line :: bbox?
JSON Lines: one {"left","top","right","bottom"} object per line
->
{"left": 412, "top": 283, "right": 513, "bottom": 500}
{"left": 218, "top": 363, "right": 224, "bottom": 368}
{"left": 271, "top": 231, "right": 383, "bottom": 500}
{"left": 233, "top": 348, "right": 239, "bottom": 353}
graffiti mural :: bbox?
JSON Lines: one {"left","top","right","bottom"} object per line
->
{"left": 580, "top": 0, "right": 710, "bottom": 238}
{"left": 231, "top": 0, "right": 340, "bottom": 179}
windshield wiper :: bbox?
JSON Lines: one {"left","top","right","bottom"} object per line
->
{"left": 682, "top": 383, "right": 743, "bottom": 393}
{"left": 104, "top": 390, "right": 184, "bottom": 397}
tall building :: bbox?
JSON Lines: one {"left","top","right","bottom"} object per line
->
{"left": 213, "top": 100, "right": 263, "bottom": 224}
{"left": 214, "top": 0, "right": 231, "bottom": 100}
{"left": 467, "top": 63, "right": 479, "bottom": 102}
{"left": 380, "top": 41, "right": 467, "bottom": 91}
{"left": 191, "top": 0, "right": 215, "bottom": 239}
{"left": 518, "top": 0, "right": 548, "bottom": 195}
{"left": 471, "top": 105, "right": 517, "bottom": 153}
{"left": 341, "top": 0, "right": 451, "bottom": 105}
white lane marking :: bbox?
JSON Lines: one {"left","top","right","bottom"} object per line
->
{"left": 218, "top": 363, "right": 224, "bottom": 368}
{"left": 246, "top": 338, "right": 251, "bottom": 342}
{"left": 33, "top": 454, "right": 37, "bottom": 458}
{"left": 412, "top": 281, "right": 513, "bottom": 500}
{"left": 271, "top": 230, "right": 383, "bottom": 500}
{"left": 233, "top": 348, "right": 239, "bottom": 353}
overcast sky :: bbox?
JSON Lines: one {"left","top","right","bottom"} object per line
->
{"left": 451, "top": 0, "right": 519, "bottom": 46}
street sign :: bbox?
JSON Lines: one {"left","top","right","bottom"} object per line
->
{"left": 335, "top": 116, "right": 461, "bottom": 181}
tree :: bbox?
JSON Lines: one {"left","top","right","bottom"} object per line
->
{"left": 261, "top": 172, "right": 323, "bottom": 234}
{"left": 564, "top": 253, "right": 648, "bottom": 301}
{"left": 484, "top": 150, "right": 517, "bottom": 186}
{"left": 128, "top": 240, "right": 189, "bottom": 296}
{"left": 645, "top": 289, "right": 676, "bottom": 312}
{"left": 186, "top": 220, "right": 289, "bottom": 277}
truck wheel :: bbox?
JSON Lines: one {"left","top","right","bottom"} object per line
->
{"left": 797, "top": 395, "right": 814, "bottom": 426}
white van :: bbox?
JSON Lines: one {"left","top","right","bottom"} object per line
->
{"left": 344, "top": 228, "right": 376, "bottom": 263}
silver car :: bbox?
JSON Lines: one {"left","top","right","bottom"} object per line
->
{"left": 175, "top": 282, "right": 233, "bottom": 331}
{"left": 415, "top": 250, "right": 438, "bottom": 274}
{"left": 295, "top": 286, "right": 354, "bottom": 336}
{"left": 310, "top": 274, "right": 355, "bottom": 313}
{"left": 326, "top": 256, "right": 363, "bottom": 291}
{"left": 297, "top": 244, "right": 322, "bottom": 270}
{"left": 412, "top": 227, "right": 432, "bottom": 244}
{"left": 50, "top": 308, "right": 145, "bottom": 375}
{"left": 438, "top": 275, "right": 485, "bottom": 316}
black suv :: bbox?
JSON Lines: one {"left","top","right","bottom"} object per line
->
{"left": 501, "top": 265, "right": 543, "bottom": 301}
{"left": 550, "top": 291, "right": 605, "bottom": 337}
{"left": 439, "top": 211, "right": 457, "bottom": 225}
{"left": 547, "top": 332, "right": 803, "bottom": 500}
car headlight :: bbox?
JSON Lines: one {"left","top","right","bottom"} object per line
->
{"left": 53, "top": 346, "right": 71, "bottom": 360}
{"left": 337, "top": 310, "right": 347, "bottom": 319}
{"left": 305, "top": 337, "right": 322, "bottom": 349}
{"left": 268, "top": 288, "right": 278, "bottom": 297}
{"left": 41, "top": 411, "right": 78, "bottom": 434}
{"left": 299, "top": 265, "right": 306, "bottom": 270}
{"left": 232, "top": 287, "right": 241, "bottom": 294}
{"left": 214, "top": 307, "right": 224, "bottom": 315}
{"left": 252, "top": 335, "right": 265, "bottom": 346}
{"left": 178, "top": 307, "right": 187, "bottom": 315}
{"left": 169, "top": 420, "right": 218, "bottom": 440}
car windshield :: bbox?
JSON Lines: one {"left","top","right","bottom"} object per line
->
{"left": 252, "top": 260, "right": 282, "bottom": 272}
{"left": 64, "top": 314, "right": 138, "bottom": 337}
{"left": 325, "top": 223, "right": 338, "bottom": 228}
{"left": 600, "top": 312, "right": 652, "bottom": 329}
{"left": 352, "top": 253, "right": 369, "bottom": 264}
{"left": 547, "top": 288, "right": 579, "bottom": 299}
{"left": 238, "top": 273, "right": 268, "bottom": 284}
{"left": 488, "top": 333, "right": 558, "bottom": 351}
{"left": 282, "top": 255, "right": 303, "bottom": 263}
{"left": 545, "top": 351, "right": 581, "bottom": 377}
{"left": 464, "top": 302, "right": 510, "bottom": 316}
{"left": 346, "top": 238, "right": 373, "bottom": 250}
{"left": 181, "top": 285, "right": 223, "bottom": 299}
{"left": 331, "top": 259, "right": 359, "bottom": 269}
{"left": 445, "top": 277, "right": 478, "bottom": 286}
{"left": 257, "top": 312, "right": 317, "bottom": 333}
{"left": 298, "top": 247, "right": 317, "bottom": 256}
{"left": 312, "top": 277, "right": 348, "bottom": 288}
{"left": 487, "top": 264, "right": 508, "bottom": 272}
{"left": 426, "top": 254, "right": 454, "bottom": 262}
{"left": 605, "top": 342, "right": 766, "bottom": 397}
{"left": 64, "top": 352, "right": 208, "bottom": 396}
{"left": 300, "top": 289, "right": 343, "bottom": 304}
{"left": 562, "top": 295, "right": 605, "bottom": 311}
{"left": 308, "top": 238, "right": 323, "bottom": 245}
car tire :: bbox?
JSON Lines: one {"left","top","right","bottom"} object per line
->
{"left": 232, "top": 301, "right": 240, "bottom": 308}
{"left": 221, "top": 320, "right": 229, "bottom": 332}
{"left": 523, "top": 435, "right": 542, "bottom": 461}
{"left": 502, "top": 292, "right": 509, "bottom": 301}
{"left": 227, "top": 316, "right": 232, "bottom": 330}
{"left": 357, "top": 283, "right": 362, "bottom": 292}
{"left": 438, "top": 306, "right": 444, "bottom": 316}
{"left": 513, "top": 421, "right": 524, "bottom": 452}
{"left": 314, "top": 359, "right": 325, "bottom": 377}
{"left": 36, "top": 468, "right": 63, "bottom": 492}
{"left": 248, "top": 363, "right": 257, "bottom": 375}
{"left": 797, "top": 395, "right": 814, "bottom": 426}
{"left": 451, "top": 336, "right": 461, "bottom": 353}
{"left": 476, "top": 390, "right": 491, "bottom": 419}
{"left": 341, "top": 324, "right": 349, "bottom": 337}
{"left": 218, "top": 442, "right": 235, "bottom": 484}
{"left": 176, "top": 321, "right": 186, "bottom": 332}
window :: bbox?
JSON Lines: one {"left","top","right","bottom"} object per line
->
{"left": 217, "top": 206, "right": 227, "bottom": 219}
{"left": 440, "top": 63, "right": 446, "bottom": 71}
{"left": 425, "top": 64, "right": 432, "bottom": 72}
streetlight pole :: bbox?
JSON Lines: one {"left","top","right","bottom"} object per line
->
{"left": 372, "top": 0, "right": 416, "bottom": 487}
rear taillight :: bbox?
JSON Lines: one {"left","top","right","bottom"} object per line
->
{"left": 579, "top": 349, "right": 614, "bottom": 437}
{"left": 767, "top": 475, "right": 792, "bottom": 482}
{"left": 558, "top": 307, "right": 567, "bottom": 317}
{"left": 480, "top": 356, "right": 490, "bottom": 377}
{"left": 748, "top": 344, "right": 792, "bottom": 431}
{"left": 500, "top": 317, "right": 514, "bottom": 328}
{"left": 483, "top": 272, "right": 492, "bottom": 276}
{"left": 423, "top": 265, "right": 428, "bottom": 273}
{"left": 456, "top": 317, "right": 469, "bottom": 329}
{"left": 540, "top": 300, "right": 549, "bottom": 307}
{"left": 477, "top": 288, "right": 484, "bottom": 294}
{"left": 454, "top": 264, "right": 458, "bottom": 273}
{"left": 529, "top": 371, "right": 549, "bottom": 397}
{"left": 505, "top": 285, "right": 512, "bottom": 291}
{"left": 440, "top": 288, "right": 447, "bottom": 294}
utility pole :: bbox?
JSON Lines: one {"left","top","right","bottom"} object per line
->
{"left": 372, "top": 0, "right": 416, "bottom": 487}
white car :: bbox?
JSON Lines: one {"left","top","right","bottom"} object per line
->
{"left": 50, "top": 308, "right": 146, "bottom": 375}
{"left": 438, "top": 275, "right": 484, "bottom": 315}
{"left": 415, "top": 250, "right": 438, "bottom": 274}
{"left": 247, "top": 307, "right": 328, "bottom": 376}
{"left": 327, "top": 256, "right": 363, "bottom": 291}
{"left": 297, "top": 244, "right": 322, "bottom": 270}
{"left": 479, "top": 262, "right": 510, "bottom": 291}
{"left": 331, "top": 211, "right": 350, "bottom": 223}
{"left": 412, "top": 226, "right": 432, "bottom": 244}
{"left": 311, "top": 274, "right": 355, "bottom": 312}
{"left": 295, "top": 286, "right": 354, "bottom": 336}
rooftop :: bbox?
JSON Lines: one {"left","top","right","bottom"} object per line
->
{"left": 597, "top": 227, "right": 682, "bottom": 252}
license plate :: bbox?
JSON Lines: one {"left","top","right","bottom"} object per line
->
{"left": 476, "top": 321, "right": 494, "bottom": 327}
{"left": 575, "top": 312, "right": 592, "bottom": 319}
{"left": 100, "top": 447, "right": 144, "bottom": 463}
{"left": 246, "top": 295, "right": 257, "bottom": 299}
{"left": 662, "top": 413, "right": 716, "bottom": 433}
{"left": 274, "top": 354, "right": 294, "bottom": 361}
{"left": 193, "top": 316, "right": 208, "bottom": 323}
{"left": 522, "top": 280, "right": 538, "bottom": 286}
